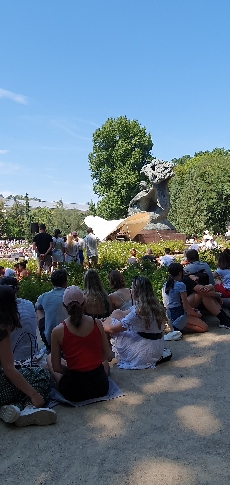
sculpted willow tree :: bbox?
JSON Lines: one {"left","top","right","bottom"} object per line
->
{"left": 88, "top": 116, "right": 153, "bottom": 219}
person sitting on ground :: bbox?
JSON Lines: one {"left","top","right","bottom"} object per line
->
{"left": 127, "top": 248, "right": 139, "bottom": 264}
{"left": 141, "top": 248, "right": 157, "bottom": 264}
{"left": 189, "top": 236, "right": 200, "bottom": 251}
{"left": 64, "top": 233, "right": 79, "bottom": 263}
{"left": 35, "top": 269, "right": 68, "bottom": 351}
{"left": 13, "top": 263, "right": 20, "bottom": 278}
{"left": 33, "top": 224, "right": 53, "bottom": 276}
{"left": 103, "top": 276, "right": 172, "bottom": 369}
{"left": 163, "top": 263, "right": 208, "bottom": 333}
{"left": 183, "top": 249, "right": 215, "bottom": 285}
{"left": 213, "top": 249, "right": 230, "bottom": 298}
{"left": 84, "top": 269, "right": 112, "bottom": 319}
{"left": 108, "top": 270, "right": 132, "bottom": 311}
{"left": 0, "top": 266, "right": 5, "bottom": 277}
{"left": 18, "top": 261, "right": 30, "bottom": 279}
{"left": 0, "top": 277, "right": 37, "bottom": 361}
{"left": 159, "top": 248, "right": 175, "bottom": 267}
{"left": 183, "top": 271, "right": 230, "bottom": 329}
{"left": 52, "top": 229, "right": 65, "bottom": 269}
{"left": 47, "top": 286, "right": 109, "bottom": 402}
{"left": 0, "top": 285, "right": 56, "bottom": 426}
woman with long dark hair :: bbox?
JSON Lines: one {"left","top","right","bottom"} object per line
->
{"left": 84, "top": 269, "right": 112, "bottom": 319}
{"left": 103, "top": 276, "right": 171, "bottom": 369}
{"left": 108, "top": 270, "right": 132, "bottom": 311}
{"left": 47, "top": 286, "right": 109, "bottom": 401}
{"left": 0, "top": 286, "right": 56, "bottom": 426}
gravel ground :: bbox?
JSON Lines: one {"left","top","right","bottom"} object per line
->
{"left": 1, "top": 316, "right": 230, "bottom": 485}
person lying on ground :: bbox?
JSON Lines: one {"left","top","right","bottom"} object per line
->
{"left": 103, "top": 276, "right": 172, "bottom": 369}
{"left": 47, "top": 286, "right": 109, "bottom": 402}
{"left": 0, "top": 285, "right": 56, "bottom": 427}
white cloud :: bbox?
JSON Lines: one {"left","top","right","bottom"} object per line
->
{"left": 0, "top": 150, "right": 9, "bottom": 154}
{"left": 0, "top": 162, "right": 20, "bottom": 174}
{"left": 0, "top": 88, "right": 28, "bottom": 105}
{"left": 0, "top": 191, "right": 14, "bottom": 198}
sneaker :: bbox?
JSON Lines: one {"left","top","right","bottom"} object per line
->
{"left": 0, "top": 405, "right": 20, "bottom": 423}
{"left": 156, "top": 348, "right": 172, "bottom": 366}
{"left": 15, "top": 407, "right": 57, "bottom": 427}
{"left": 164, "top": 331, "right": 182, "bottom": 341}
{"left": 219, "top": 324, "right": 230, "bottom": 330}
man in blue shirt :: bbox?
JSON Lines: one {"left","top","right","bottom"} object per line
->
{"left": 35, "top": 269, "right": 68, "bottom": 350}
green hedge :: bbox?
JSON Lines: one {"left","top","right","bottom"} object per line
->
{"left": 0, "top": 240, "right": 225, "bottom": 304}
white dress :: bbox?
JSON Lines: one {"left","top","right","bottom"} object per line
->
{"left": 111, "top": 306, "right": 164, "bottom": 369}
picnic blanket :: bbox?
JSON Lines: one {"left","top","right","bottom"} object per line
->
{"left": 48, "top": 377, "right": 124, "bottom": 408}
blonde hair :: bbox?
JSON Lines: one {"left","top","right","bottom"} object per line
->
{"left": 132, "top": 276, "right": 165, "bottom": 330}
{"left": 66, "top": 233, "right": 74, "bottom": 250}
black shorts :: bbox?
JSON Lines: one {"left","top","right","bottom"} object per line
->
{"left": 59, "top": 364, "right": 109, "bottom": 402}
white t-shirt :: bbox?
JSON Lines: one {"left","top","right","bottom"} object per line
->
{"left": 159, "top": 255, "right": 175, "bottom": 267}
{"left": 11, "top": 298, "right": 37, "bottom": 361}
{"left": 84, "top": 233, "right": 99, "bottom": 257}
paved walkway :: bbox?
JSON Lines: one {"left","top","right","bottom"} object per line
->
{"left": 1, "top": 317, "right": 230, "bottom": 485}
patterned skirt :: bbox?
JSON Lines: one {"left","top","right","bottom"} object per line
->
{"left": 0, "top": 366, "right": 51, "bottom": 410}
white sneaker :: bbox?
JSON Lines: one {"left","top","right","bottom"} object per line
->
{"left": 0, "top": 405, "right": 20, "bottom": 423}
{"left": 162, "top": 348, "right": 172, "bottom": 358}
{"left": 164, "top": 330, "right": 182, "bottom": 341}
{"left": 15, "top": 407, "right": 57, "bottom": 427}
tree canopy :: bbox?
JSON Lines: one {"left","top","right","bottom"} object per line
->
{"left": 168, "top": 148, "right": 230, "bottom": 236}
{"left": 88, "top": 116, "right": 153, "bottom": 219}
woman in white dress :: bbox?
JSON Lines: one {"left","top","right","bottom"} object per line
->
{"left": 103, "top": 276, "right": 172, "bottom": 369}
{"left": 65, "top": 233, "right": 79, "bottom": 263}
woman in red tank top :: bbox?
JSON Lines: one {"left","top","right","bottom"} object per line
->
{"left": 47, "top": 286, "right": 110, "bottom": 402}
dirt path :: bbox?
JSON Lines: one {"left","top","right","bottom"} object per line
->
{"left": 1, "top": 318, "right": 230, "bottom": 485}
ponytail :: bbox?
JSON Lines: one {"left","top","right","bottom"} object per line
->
{"left": 66, "top": 301, "right": 84, "bottom": 328}
{"left": 165, "top": 275, "right": 175, "bottom": 294}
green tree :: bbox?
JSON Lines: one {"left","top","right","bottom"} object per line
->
{"left": 24, "top": 193, "right": 31, "bottom": 241}
{"left": 30, "top": 207, "right": 54, "bottom": 234}
{"left": 0, "top": 200, "right": 6, "bottom": 237}
{"left": 5, "top": 200, "right": 25, "bottom": 237}
{"left": 168, "top": 148, "right": 230, "bottom": 236}
{"left": 88, "top": 116, "right": 153, "bottom": 219}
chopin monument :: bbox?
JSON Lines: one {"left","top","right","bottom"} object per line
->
{"left": 128, "top": 159, "right": 185, "bottom": 242}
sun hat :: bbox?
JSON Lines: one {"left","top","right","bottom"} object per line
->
{"left": 63, "top": 286, "right": 84, "bottom": 306}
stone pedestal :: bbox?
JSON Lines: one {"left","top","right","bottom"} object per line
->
{"left": 133, "top": 230, "right": 186, "bottom": 244}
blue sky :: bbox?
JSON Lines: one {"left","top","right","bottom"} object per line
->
{"left": 1, "top": 0, "right": 229, "bottom": 204}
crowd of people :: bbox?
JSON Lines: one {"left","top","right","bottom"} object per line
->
{"left": 1, "top": 223, "right": 230, "bottom": 429}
